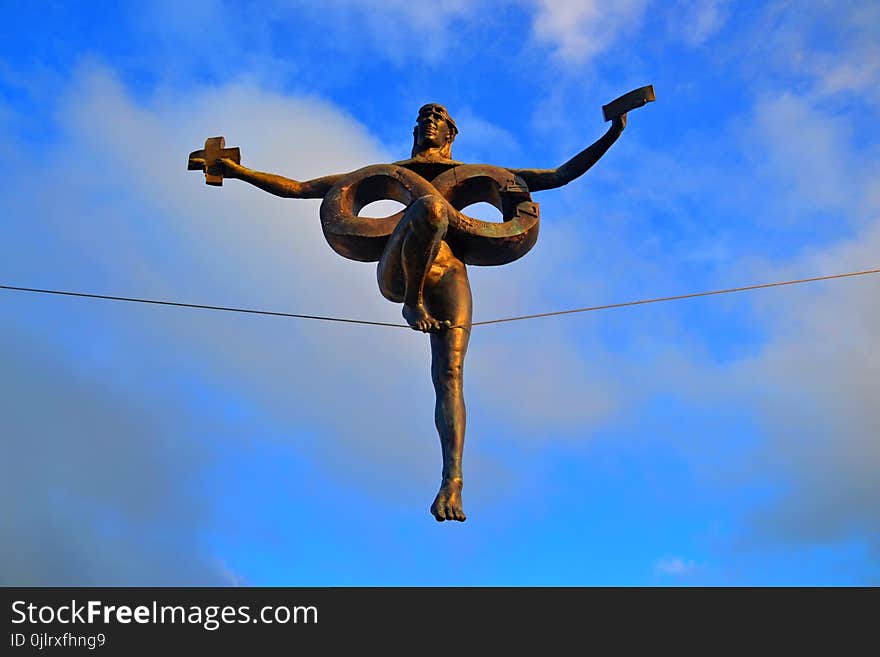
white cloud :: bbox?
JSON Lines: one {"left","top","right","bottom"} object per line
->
{"left": 0, "top": 325, "right": 225, "bottom": 585}
{"left": 0, "top": 67, "right": 429, "bottom": 583}
{"left": 655, "top": 555, "right": 702, "bottom": 576}
{"left": 529, "top": 0, "right": 648, "bottom": 64}
{"left": 138, "top": 0, "right": 482, "bottom": 68}
{"left": 670, "top": 0, "right": 730, "bottom": 46}
{"left": 747, "top": 92, "right": 870, "bottom": 226}
{"left": 471, "top": 325, "right": 622, "bottom": 437}
{"left": 645, "top": 39, "right": 880, "bottom": 559}
{"left": 744, "top": 1, "right": 880, "bottom": 107}
{"left": 671, "top": 78, "right": 880, "bottom": 555}
{"left": 729, "top": 219, "right": 880, "bottom": 549}
{"left": 293, "top": 0, "right": 479, "bottom": 63}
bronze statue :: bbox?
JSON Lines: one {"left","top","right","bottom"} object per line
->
{"left": 189, "top": 87, "right": 654, "bottom": 522}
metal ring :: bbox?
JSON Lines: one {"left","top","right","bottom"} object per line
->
{"left": 319, "top": 164, "right": 436, "bottom": 262}
{"left": 319, "top": 163, "right": 540, "bottom": 265}
{"left": 429, "top": 164, "right": 540, "bottom": 266}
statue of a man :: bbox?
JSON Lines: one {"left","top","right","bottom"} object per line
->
{"left": 191, "top": 101, "right": 631, "bottom": 521}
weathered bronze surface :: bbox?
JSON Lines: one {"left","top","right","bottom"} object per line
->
{"left": 319, "top": 163, "right": 539, "bottom": 264}
{"left": 602, "top": 85, "right": 655, "bottom": 122}
{"left": 188, "top": 91, "right": 653, "bottom": 521}
{"left": 188, "top": 137, "right": 241, "bottom": 186}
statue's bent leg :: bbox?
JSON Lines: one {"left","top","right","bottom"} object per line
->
{"left": 425, "top": 249, "right": 472, "bottom": 522}
{"left": 400, "top": 194, "right": 450, "bottom": 332}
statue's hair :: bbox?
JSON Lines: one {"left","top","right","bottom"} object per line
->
{"left": 412, "top": 103, "right": 458, "bottom": 158}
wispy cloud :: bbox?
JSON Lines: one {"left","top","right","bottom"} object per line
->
{"left": 655, "top": 555, "right": 702, "bottom": 577}
{"left": 136, "top": 0, "right": 483, "bottom": 70}
{"left": 0, "top": 67, "right": 425, "bottom": 583}
{"left": 667, "top": 0, "right": 730, "bottom": 47}
{"left": 731, "top": 221, "right": 880, "bottom": 550}
{"left": 0, "top": 325, "right": 226, "bottom": 585}
{"left": 529, "top": 0, "right": 648, "bottom": 65}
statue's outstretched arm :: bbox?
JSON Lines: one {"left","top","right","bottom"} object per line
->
{"left": 510, "top": 115, "right": 625, "bottom": 192}
{"left": 215, "top": 158, "right": 344, "bottom": 199}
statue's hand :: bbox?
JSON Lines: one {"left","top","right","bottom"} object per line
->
{"left": 189, "top": 157, "right": 207, "bottom": 170}
{"left": 216, "top": 157, "right": 243, "bottom": 179}
{"left": 612, "top": 112, "right": 627, "bottom": 132}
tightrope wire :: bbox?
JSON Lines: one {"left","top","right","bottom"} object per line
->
{"left": 0, "top": 285, "right": 407, "bottom": 329}
{"left": 2, "top": 267, "right": 878, "bottom": 330}
{"left": 470, "top": 268, "right": 880, "bottom": 326}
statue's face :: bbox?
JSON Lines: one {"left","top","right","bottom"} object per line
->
{"left": 414, "top": 104, "right": 453, "bottom": 152}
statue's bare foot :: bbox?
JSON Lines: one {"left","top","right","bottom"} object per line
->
{"left": 430, "top": 478, "right": 466, "bottom": 522}
{"left": 403, "top": 303, "right": 451, "bottom": 333}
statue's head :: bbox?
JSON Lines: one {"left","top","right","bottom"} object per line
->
{"left": 412, "top": 103, "right": 458, "bottom": 158}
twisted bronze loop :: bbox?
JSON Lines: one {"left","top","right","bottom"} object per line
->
{"left": 319, "top": 164, "right": 540, "bottom": 265}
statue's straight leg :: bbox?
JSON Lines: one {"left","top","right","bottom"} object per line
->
{"left": 425, "top": 250, "right": 472, "bottom": 522}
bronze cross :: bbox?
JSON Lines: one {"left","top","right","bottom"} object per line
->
{"left": 188, "top": 136, "right": 241, "bottom": 186}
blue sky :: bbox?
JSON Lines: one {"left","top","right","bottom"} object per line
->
{"left": 1, "top": 1, "right": 878, "bottom": 585}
